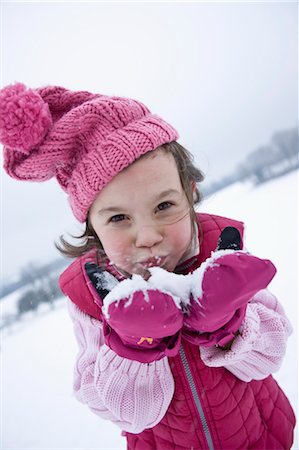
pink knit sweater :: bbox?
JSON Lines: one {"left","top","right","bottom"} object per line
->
{"left": 67, "top": 288, "right": 292, "bottom": 434}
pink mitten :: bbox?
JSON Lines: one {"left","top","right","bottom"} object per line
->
{"left": 101, "top": 275, "right": 184, "bottom": 363}
{"left": 183, "top": 249, "right": 276, "bottom": 347}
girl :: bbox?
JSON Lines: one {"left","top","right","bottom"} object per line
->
{"left": 0, "top": 82, "right": 296, "bottom": 450}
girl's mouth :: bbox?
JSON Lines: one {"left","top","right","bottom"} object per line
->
{"left": 138, "top": 256, "right": 167, "bottom": 268}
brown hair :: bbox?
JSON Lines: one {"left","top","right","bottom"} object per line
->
{"left": 55, "top": 141, "right": 205, "bottom": 258}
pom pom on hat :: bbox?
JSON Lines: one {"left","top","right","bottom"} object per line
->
{"left": 0, "top": 82, "right": 52, "bottom": 154}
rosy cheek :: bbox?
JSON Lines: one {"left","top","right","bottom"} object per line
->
{"left": 168, "top": 219, "right": 192, "bottom": 247}
{"left": 101, "top": 233, "right": 131, "bottom": 262}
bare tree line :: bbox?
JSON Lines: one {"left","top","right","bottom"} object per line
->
{"left": 1, "top": 262, "right": 66, "bottom": 330}
{"left": 203, "top": 127, "right": 298, "bottom": 196}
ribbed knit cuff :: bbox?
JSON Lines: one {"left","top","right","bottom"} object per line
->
{"left": 200, "top": 303, "right": 261, "bottom": 367}
{"left": 98, "top": 344, "right": 172, "bottom": 375}
{"left": 200, "top": 294, "right": 292, "bottom": 382}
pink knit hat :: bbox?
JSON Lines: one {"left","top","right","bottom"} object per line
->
{"left": 0, "top": 82, "right": 178, "bottom": 222}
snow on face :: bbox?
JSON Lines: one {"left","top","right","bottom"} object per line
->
{"left": 89, "top": 150, "right": 195, "bottom": 276}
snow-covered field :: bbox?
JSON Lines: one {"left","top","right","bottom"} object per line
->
{"left": 2, "top": 170, "right": 298, "bottom": 450}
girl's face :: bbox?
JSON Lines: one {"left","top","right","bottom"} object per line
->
{"left": 89, "top": 150, "right": 196, "bottom": 276}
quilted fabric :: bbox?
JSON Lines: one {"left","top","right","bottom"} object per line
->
{"left": 59, "top": 213, "right": 295, "bottom": 449}
{"left": 124, "top": 213, "right": 295, "bottom": 450}
{"left": 126, "top": 345, "right": 295, "bottom": 450}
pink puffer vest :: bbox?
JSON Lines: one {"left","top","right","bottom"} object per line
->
{"left": 61, "top": 213, "right": 296, "bottom": 450}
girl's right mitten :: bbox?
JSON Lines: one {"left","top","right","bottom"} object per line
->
{"left": 85, "top": 263, "right": 184, "bottom": 363}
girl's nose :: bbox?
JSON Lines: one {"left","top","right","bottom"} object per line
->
{"left": 135, "top": 225, "right": 163, "bottom": 248}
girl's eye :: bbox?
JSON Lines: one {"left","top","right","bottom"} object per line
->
{"left": 109, "top": 214, "right": 127, "bottom": 223}
{"left": 157, "top": 201, "right": 173, "bottom": 211}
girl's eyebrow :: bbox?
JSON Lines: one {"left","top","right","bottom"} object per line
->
{"left": 97, "top": 206, "right": 124, "bottom": 216}
{"left": 155, "top": 189, "right": 180, "bottom": 200}
{"left": 97, "top": 189, "right": 180, "bottom": 215}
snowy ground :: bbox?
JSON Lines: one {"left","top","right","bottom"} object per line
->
{"left": 2, "top": 170, "right": 298, "bottom": 450}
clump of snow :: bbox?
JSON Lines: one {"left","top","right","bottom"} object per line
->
{"left": 94, "top": 270, "right": 119, "bottom": 291}
{"left": 148, "top": 267, "right": 191, "bottom": 304}
{"left": 191, "top": 249, "right": 240, "bottom": 299}
{"left": 102, "top": 267, "right": 192, "bottom": 319}
{"left": 102, "top": 275, "right": 149, "bottom": 318}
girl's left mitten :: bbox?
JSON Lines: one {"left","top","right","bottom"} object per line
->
{"left": 183, "top": 227, "right": 277, "bottom": 347}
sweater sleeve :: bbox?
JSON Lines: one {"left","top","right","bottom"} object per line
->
{"left": 67, "top": 299, "right": 174, "bottom": 433}
{"left": 199, "top": 289, "right": 293, "bottom": 382}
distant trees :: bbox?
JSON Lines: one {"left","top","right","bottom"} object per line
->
{"left": 237, "top": 128, "right": 298, "bottom": 184}
{"left": 18, "top": 289, "right": 40, "bottom": 314}
{"left": 272, "top": 128, "right": 298, "bottom": 167}
{"left": 17, "top": 263, "right": 63, "bottom": 317}
{"left": 1, "top": 261, "right": 66, "bottom": 330}
{"left": 202, "top": 173, "right": 240, "bottom": 197}
{"left": 203, "top": 127, "right": 298, "bottom": 196}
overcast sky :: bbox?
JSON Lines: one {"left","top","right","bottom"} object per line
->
{"left": 1, "top": 1, "right": 298, "bottom": 280}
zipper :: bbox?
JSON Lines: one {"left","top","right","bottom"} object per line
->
{"left": 179, "top": 345, "right": 214, "bottom": 450}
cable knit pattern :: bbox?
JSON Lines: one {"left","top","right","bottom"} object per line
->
{"left": 68, "top": 300, "right": 175, "bottom": 433}
{"left": 200, "top": 289, "right": 293, "bottom": 381}
{"left": 0, "top": 82, "right": 178, "bottom": 222}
